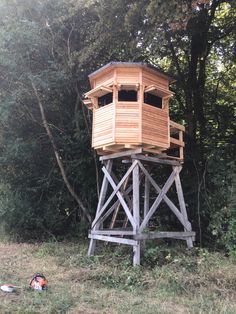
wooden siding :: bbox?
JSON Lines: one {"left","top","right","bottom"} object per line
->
{"left": 93, "top": 70, "right": 114, "bottom": 89}
{"left": 116, "top": 68, "right": 140, "bottom": 85}
{"left": 142, "top": 68, "right": 168, "bottom": 90}
{"left": 115, "top": 102, "right": 140, "bottom": 143}
{"left": 92, "top": 103, "right": 114, "bottom": 148}
{"left": 142, "top": 103, "right": 169, "bottom": 149}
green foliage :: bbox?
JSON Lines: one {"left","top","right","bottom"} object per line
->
{"left": 207, "top": 157, "right": 236, "bottom": 253}
{"left": 0, "top": 0, "right": 235, "bottom": 247}
{"left": 94, "top": 267, "right": 146, "bottom": 292}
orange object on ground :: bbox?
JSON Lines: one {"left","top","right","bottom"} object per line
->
{"left": 29, "top": 274, "right": 47, "bottom": 291}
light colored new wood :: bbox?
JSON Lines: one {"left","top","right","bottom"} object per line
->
{"left": 170, "top": 137, "right": 185, "bottom": 147}
{"left": 144, "top": 85, "right": 173, "bottom": 98}
{"left": 142, "top": 71, "right": 169, "bottom": 89}
{"left": 85, "top": 62, "right": 185, "bottom": 160}
{"left": 170, "top": 120, "right": 185, "bottom": 132}
{"left": 142, "top": 103, "right": 169, "bottom": 149}
{"left": 116, "top": 68, "right": 140, "bottom": 85}
{"left": 116, "top": 102, "right": 140, "bottom": 144}
{"left": 93, "top": 70, "right": 113, "bottom": 88}
{"left": 92, "top": 103, "right": 114, "bottom": 148}
{"left": 85, "top": 85, "right": 113, "bottom": 98}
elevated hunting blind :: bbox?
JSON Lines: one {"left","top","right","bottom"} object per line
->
{"left": 84, "top": 62, "right": 195, "bottom": 265}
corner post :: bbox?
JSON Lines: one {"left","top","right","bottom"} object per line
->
{"left": 174, "top": 166, "right": 194, "bottom": 248}
{"left": 88, "top": 160, "right": 113, "bottom": 256}
{"left": 132, "top": 159, "right": 140, "bottom": 265}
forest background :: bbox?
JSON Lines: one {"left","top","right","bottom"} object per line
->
{"left": 0, "top": 0, "right": 235, "bottom": 255}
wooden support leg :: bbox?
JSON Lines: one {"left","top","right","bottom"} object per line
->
{"left": 143, "top": 175, "right": 150, "bottom": 248}
{"left": 144, "top": 175, "right": 150, "bottom": 220}
{"left": 132, "top": 160, "right": 140, "bottom": 266}
{"left": 88, "top": 160, "right": 113, "bottom": 256}
{"left": 174, "top": 167, "right": 194, "bottom": 248}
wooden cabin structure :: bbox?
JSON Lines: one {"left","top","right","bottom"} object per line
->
{"left": 84, "top": 62, "right": 195, "bottom": 266}
{"left": 84, "top": 62, "right": 184, "bottom": 160}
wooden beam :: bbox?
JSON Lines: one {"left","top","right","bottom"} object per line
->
{"left": 92, "top": 161, "right": 137, "bottom": 228}
{"left": 137, "top": 162, "right": 191, "bottom": 231}
{"left": 91, "top": 229, "right": 134, "bottom": 236}
{"left": 144, "top": 175, "right": 150, "bottom": 219}
{"left": 144, "top": 85, "right": 174, "bottom": 97}
{"left": 98, "top": 184, "right": 133, "bottom": 226}
{"left": 85, "top": 85, "right": 113, "bottom": 98}
{"left": 139, "top": 167, "right": 178, "bottom": 232}
{"left": 174, "top": 169, "right": 194, "bottom": 248}
{"left": 132, "top": 160, "right": 140, "bottom": 265}
{"left": 88, "top": 160, "right": 113, "bottom": 256}
{"left": 170, "top": 137, "right": 185, "bottom": 147}
{"left": 89, "top": 234, "right": 138, "bottom": 246}
{"left": 102, "top": 163, "right": 137, "bottom": 229}
{"left": 131, "top": 154, "right": 181, "bottom": 166}
{"left": 169, "top": 120, "right": 185, "bottom": 132}
{"left": 100, "top": 148, "right": 142, "bottom": 161}
{"left": 134, "top": 231, "right": 196, "bottom": 240}
{"left": 109, "top": 174, "right": 131, "bottom": 229}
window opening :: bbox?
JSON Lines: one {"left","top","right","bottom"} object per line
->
{"left": 118, "top": 90, "right": 137, "bottom": 102}
{"left": 144, "top": 92, "right": 162, "bottom": 108}
{"left": 98, "top": 92, "right": 113, "bottom": 106}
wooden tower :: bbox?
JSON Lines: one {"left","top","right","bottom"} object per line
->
{"left": 83, "top": 62, "right": 195, "bottom": 265}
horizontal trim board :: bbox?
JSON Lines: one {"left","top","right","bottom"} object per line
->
{"left": 89, "top": 234, "right": 138, "bottom": 246}
{"left": 134, "top": 231, "right": 196, "bottom": 240}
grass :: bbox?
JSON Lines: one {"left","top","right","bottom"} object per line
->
{"left": 0, "top": 240, "right": 236, "bottom": 313}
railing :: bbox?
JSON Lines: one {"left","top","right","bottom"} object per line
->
{"left": 169, "top": 120, "right": 185, "bottom": 160}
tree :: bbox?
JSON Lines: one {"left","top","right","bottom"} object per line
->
{"left": 0, "top": 0, "right": 235, "bottom": 246}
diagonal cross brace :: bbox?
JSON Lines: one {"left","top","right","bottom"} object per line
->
{"left": 110, "top": 171, "right": 133, "bottom": 210}
{"left": 91, "top": 160, "right": 138, "bottom": 229}
{"left": 139, "top": 166, "right": 180, "bottom": 232}
{"left": 95, "top": 160, "right": 113, "bottom": 217}
{"left": 138, "top": 162, "right": 191, "bottom": 231}
{"left": 95, "top": 184, "right": 133, "bottom": 227}
{"left": 102, "top": 165, "right": 136, "bottom": 229}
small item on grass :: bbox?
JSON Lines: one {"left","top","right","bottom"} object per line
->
{"left": 29, "top": 274, "right": 48, "bottom": 291}
{"left": 0, "top": 284, "right": 17, "bottom": 293}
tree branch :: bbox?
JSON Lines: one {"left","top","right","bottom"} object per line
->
{"left": 74, "top": 83, "right": 100, "bottom": 199}
{"left": 31, "top": 79, "right": 91, "bottom": 223}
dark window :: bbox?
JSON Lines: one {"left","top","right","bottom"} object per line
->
{"left": 98, "top": 92, "right": 113, "bottom": 106}
{"left": 118, "top": 90, "right": 137, "bottom": 102}
{"left": 144, "top": 92, "right": 162, "bottom": 108}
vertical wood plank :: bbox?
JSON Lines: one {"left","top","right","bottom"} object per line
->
{"left": 179, "top": 131, "right": 184, "bottom": 160}
{"left": 132, "top": 160, "right": 140, "bottom": 265}
{"left": 139, "top": 68, "right": 143, "bottom": 143}
{"left": 143, "top": 174, "right": 150, "bottom": 248}
{"left": 139, "top": 167, "right": 178, "bottom": 232}
{"left": 174, "top": 167, "right": 193, "bottom": 248}
{"left": 113, "top": 68, "right": 117, "bottom": 142}
{"left": 144, "top": 175, "right": 150, "bottom": 219}
{"left": 88, "top": 160, "right": 113, "bottom": 256}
